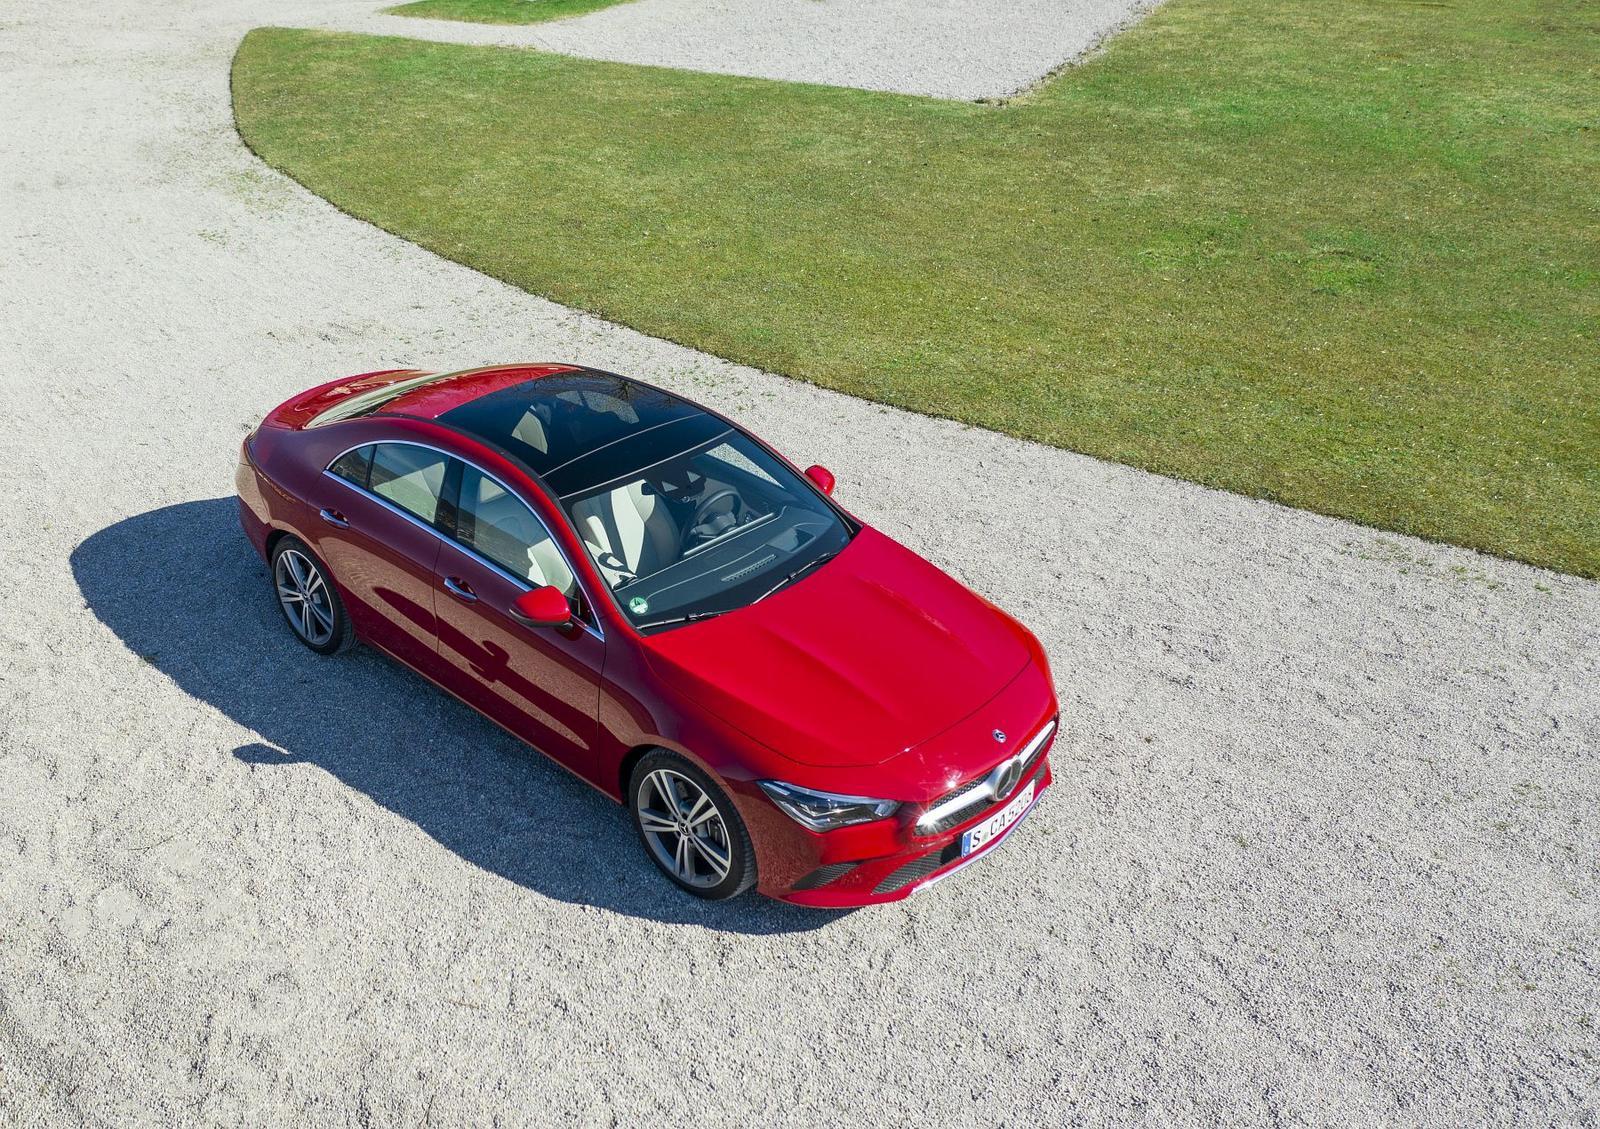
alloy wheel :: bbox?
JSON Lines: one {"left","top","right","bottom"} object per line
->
{"left": 274, "top": 548, "right": 336, "bottom": 647}
{"left": 635, "top": 768, "right": 733, "bottom": 889}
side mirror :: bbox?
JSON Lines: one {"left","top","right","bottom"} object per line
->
{"left": 804, "top": 464, "right": 836, "bottom": 496}
{"left": 510, "top": 585, "right": 573, "bottom": 628}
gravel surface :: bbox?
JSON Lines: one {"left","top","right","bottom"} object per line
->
{"left": 307, "top": 0, "right": 1160, "bottom": 100}
{"left": 3, "top": 0, "right": 1598, "bottom": 1125}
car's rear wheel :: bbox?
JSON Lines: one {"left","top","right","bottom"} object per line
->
{"left": 270, "top": 536, "right": 354, "bottom": 655}
{"left": 629, "top": 751, "right": 756, "bottom": 900}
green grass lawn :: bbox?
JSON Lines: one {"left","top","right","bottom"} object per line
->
{"left": 231, "top": 0, "right": 1600, "bottom": 576}
{"left": 385, "top": 0, "right": 631, "bottom": 25}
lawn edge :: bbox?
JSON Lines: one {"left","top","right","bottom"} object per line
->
{"left": 226, "top": 28, "right": 1600, "bottom": 584}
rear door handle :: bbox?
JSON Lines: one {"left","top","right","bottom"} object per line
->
{"left": 319, "top": 508, "right": 350, "bottom": 528}
{"left": 442, "top": 576, "right": 478, "bottom": 603}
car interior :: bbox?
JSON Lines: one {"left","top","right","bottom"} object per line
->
{"left": 563, "top": 435, "right": 848, "bottom": 624}
{"left": 570, "top": 440, "right": 791, "bottom": 587}
{"left": 339, "top": 443, "right": 580, "bottom": 598}
{"left": 335, "top": 417, "right": 847, "bottom": 629}
{"left": 456, "top": 469, "right": 578, "bottom": 596}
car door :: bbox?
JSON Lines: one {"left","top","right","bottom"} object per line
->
{"left": 311, "top": 441, "right": 450, "bottom": 677}
{"left": 430, "top": 460, "right": 606, "bottom": 773}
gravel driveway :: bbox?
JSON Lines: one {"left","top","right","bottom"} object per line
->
{"left": 309, "top": 0, "right": 1160, "bottom": 100}
{"left": 2, "top": 0, "right": 1597, "bottom": 1124}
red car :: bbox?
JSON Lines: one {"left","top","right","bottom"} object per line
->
{"left": 236, "top": 364, "right": 1058, "bottom": 906}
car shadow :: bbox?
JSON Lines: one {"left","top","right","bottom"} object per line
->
{"left": 71, "top": 497, "right": 847, "bottom": 934}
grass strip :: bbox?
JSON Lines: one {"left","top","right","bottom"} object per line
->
{"left": 233, "top": 1, "right": 1600, "bottom": 575}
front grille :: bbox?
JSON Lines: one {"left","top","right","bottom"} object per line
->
{"left": 920, "top": 791, "right": 988, "bottom": 836}
{"left": 918, "top": 718, "right": 1056, "bottom": 836}
{"left": 791, "top": 861, "right": 858, "bottom": 891}
{"left": 920, "top": 778, "right": 988, "bottom": 834}
{"left": 1020, "top": 731, "right": 1051, "bottom": 778}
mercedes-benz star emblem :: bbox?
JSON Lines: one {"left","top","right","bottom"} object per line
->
{"left": 994, "top": 758, "right": 1023, "bottom": 798}
{"left": 992, "top": 728, "right": 1006, "bottom": 743}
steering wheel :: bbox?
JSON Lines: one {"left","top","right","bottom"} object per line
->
{"left": 687, "top": 488, "right": 744, "bottom": 544}
{"left": 650, "top": 473, "right": 698, "bottom": 503}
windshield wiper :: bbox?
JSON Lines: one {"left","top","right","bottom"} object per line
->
{"left": 634, "top": 609, "right": 728, "bottom": 631}
{"left": 636, "top": 549, "right": 841, "bottom": 629}
{"left": 752, "top": 550, "right": 839, "bottom": 605}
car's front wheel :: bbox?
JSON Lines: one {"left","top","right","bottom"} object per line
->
{"left": 629, "top": 751, "right": 756, "bottom": 900}
{"left": 270, "top": 536, "right": 354, "bottom": 655}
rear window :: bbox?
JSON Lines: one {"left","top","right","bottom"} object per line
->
{"left": 307, "top": 372, "right": 451, "bottom": 428}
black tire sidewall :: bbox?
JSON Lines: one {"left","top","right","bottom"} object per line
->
{"left": 629, "top": 751, "right": 757, "bottom": 901}
{"left": 269, "top": 536, "right": 354, "bottom": 656}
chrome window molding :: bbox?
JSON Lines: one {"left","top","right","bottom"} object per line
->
{"left": 916, "top": 717, "right": 1057, "bottom": 832}
{"left": 322, "top": 438, "right": 604, "bottom": 642}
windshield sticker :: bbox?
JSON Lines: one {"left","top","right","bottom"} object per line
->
{"left": 628, "top": 596, "right": 650, "bottom": 615}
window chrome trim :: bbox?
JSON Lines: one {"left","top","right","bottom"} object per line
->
{"left": 916, "top": 717, "right": 1057, "bottom": 831}
{"left": 323, "top": 438, "right": 604, "bottom": 642}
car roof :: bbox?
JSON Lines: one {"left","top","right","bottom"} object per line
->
{"left": 386, "top": 364, "right": 732, "bottom": 500}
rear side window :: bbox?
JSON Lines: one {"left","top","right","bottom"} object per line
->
{"left": 368, "top": 443, "right": 450, "bottom": 524}
{"left": 328, "top": 445, "right": 374, "bottom": 488}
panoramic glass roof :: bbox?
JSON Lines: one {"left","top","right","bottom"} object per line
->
{"left": 437, "top": 371, "right": 728, "bottom": 497}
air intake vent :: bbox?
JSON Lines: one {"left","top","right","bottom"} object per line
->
{"left": 872, "top": 853, "right": 944, "bottom": 895}
{"left": 792, "top": 862, "right": 858, "bottom": 891}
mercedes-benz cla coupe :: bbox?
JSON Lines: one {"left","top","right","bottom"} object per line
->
{"left": 237, "top": 364, "right": 1059, "bottom": 905}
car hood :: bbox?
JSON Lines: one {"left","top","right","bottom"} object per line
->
{"left": 641, "top": 527, "right": 1034, "bottom": 769}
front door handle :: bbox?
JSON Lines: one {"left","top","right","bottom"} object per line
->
{"left": 442, "top": 576, "right": 478, "bottom": 603}
{"left": 318, "top": 508, "right": 350, "bottom": 528}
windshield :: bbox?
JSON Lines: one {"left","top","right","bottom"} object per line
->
{"left": 563, "top": 431, "right": 851, "bottom": 630}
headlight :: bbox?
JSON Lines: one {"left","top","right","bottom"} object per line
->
{"left": 757, "top": 780, "right": 899, "bottom": 832}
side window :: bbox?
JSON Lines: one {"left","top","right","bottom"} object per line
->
{"left": 328, "top": 444, "right": 374, "bottom": 488}
{"left": 455, "top": 466, "right": 577, "bottom": 598}
{"left": 368, "top": 443, "right": 450, "bottom": 525}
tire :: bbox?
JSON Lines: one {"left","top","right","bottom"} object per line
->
{"left": 269, "top": 536, "right": 355, "bottom": 655}
{"left": 629, "top": 751, "right": 757, "bottom": 900}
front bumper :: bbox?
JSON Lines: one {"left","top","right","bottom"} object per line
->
{"left": 771, "top": 754, "right": 1053, "bottom": 907}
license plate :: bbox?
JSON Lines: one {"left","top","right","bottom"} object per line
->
{"left": 961, "top": 780, "right": 1035, "bottom": 856}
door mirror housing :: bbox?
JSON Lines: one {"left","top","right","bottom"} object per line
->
{"left": 510, "top": 585, "right": 573, "bottom": 628}
{"left": 804, "top": 464, "right": 836, "bottom": 496}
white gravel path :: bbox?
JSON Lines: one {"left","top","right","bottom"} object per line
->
{"left": 305, "top": 0, "right": 1160, "bottom": 100}
{"left": 2, "top": 0, "right": 1598, "bottom": 1125}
